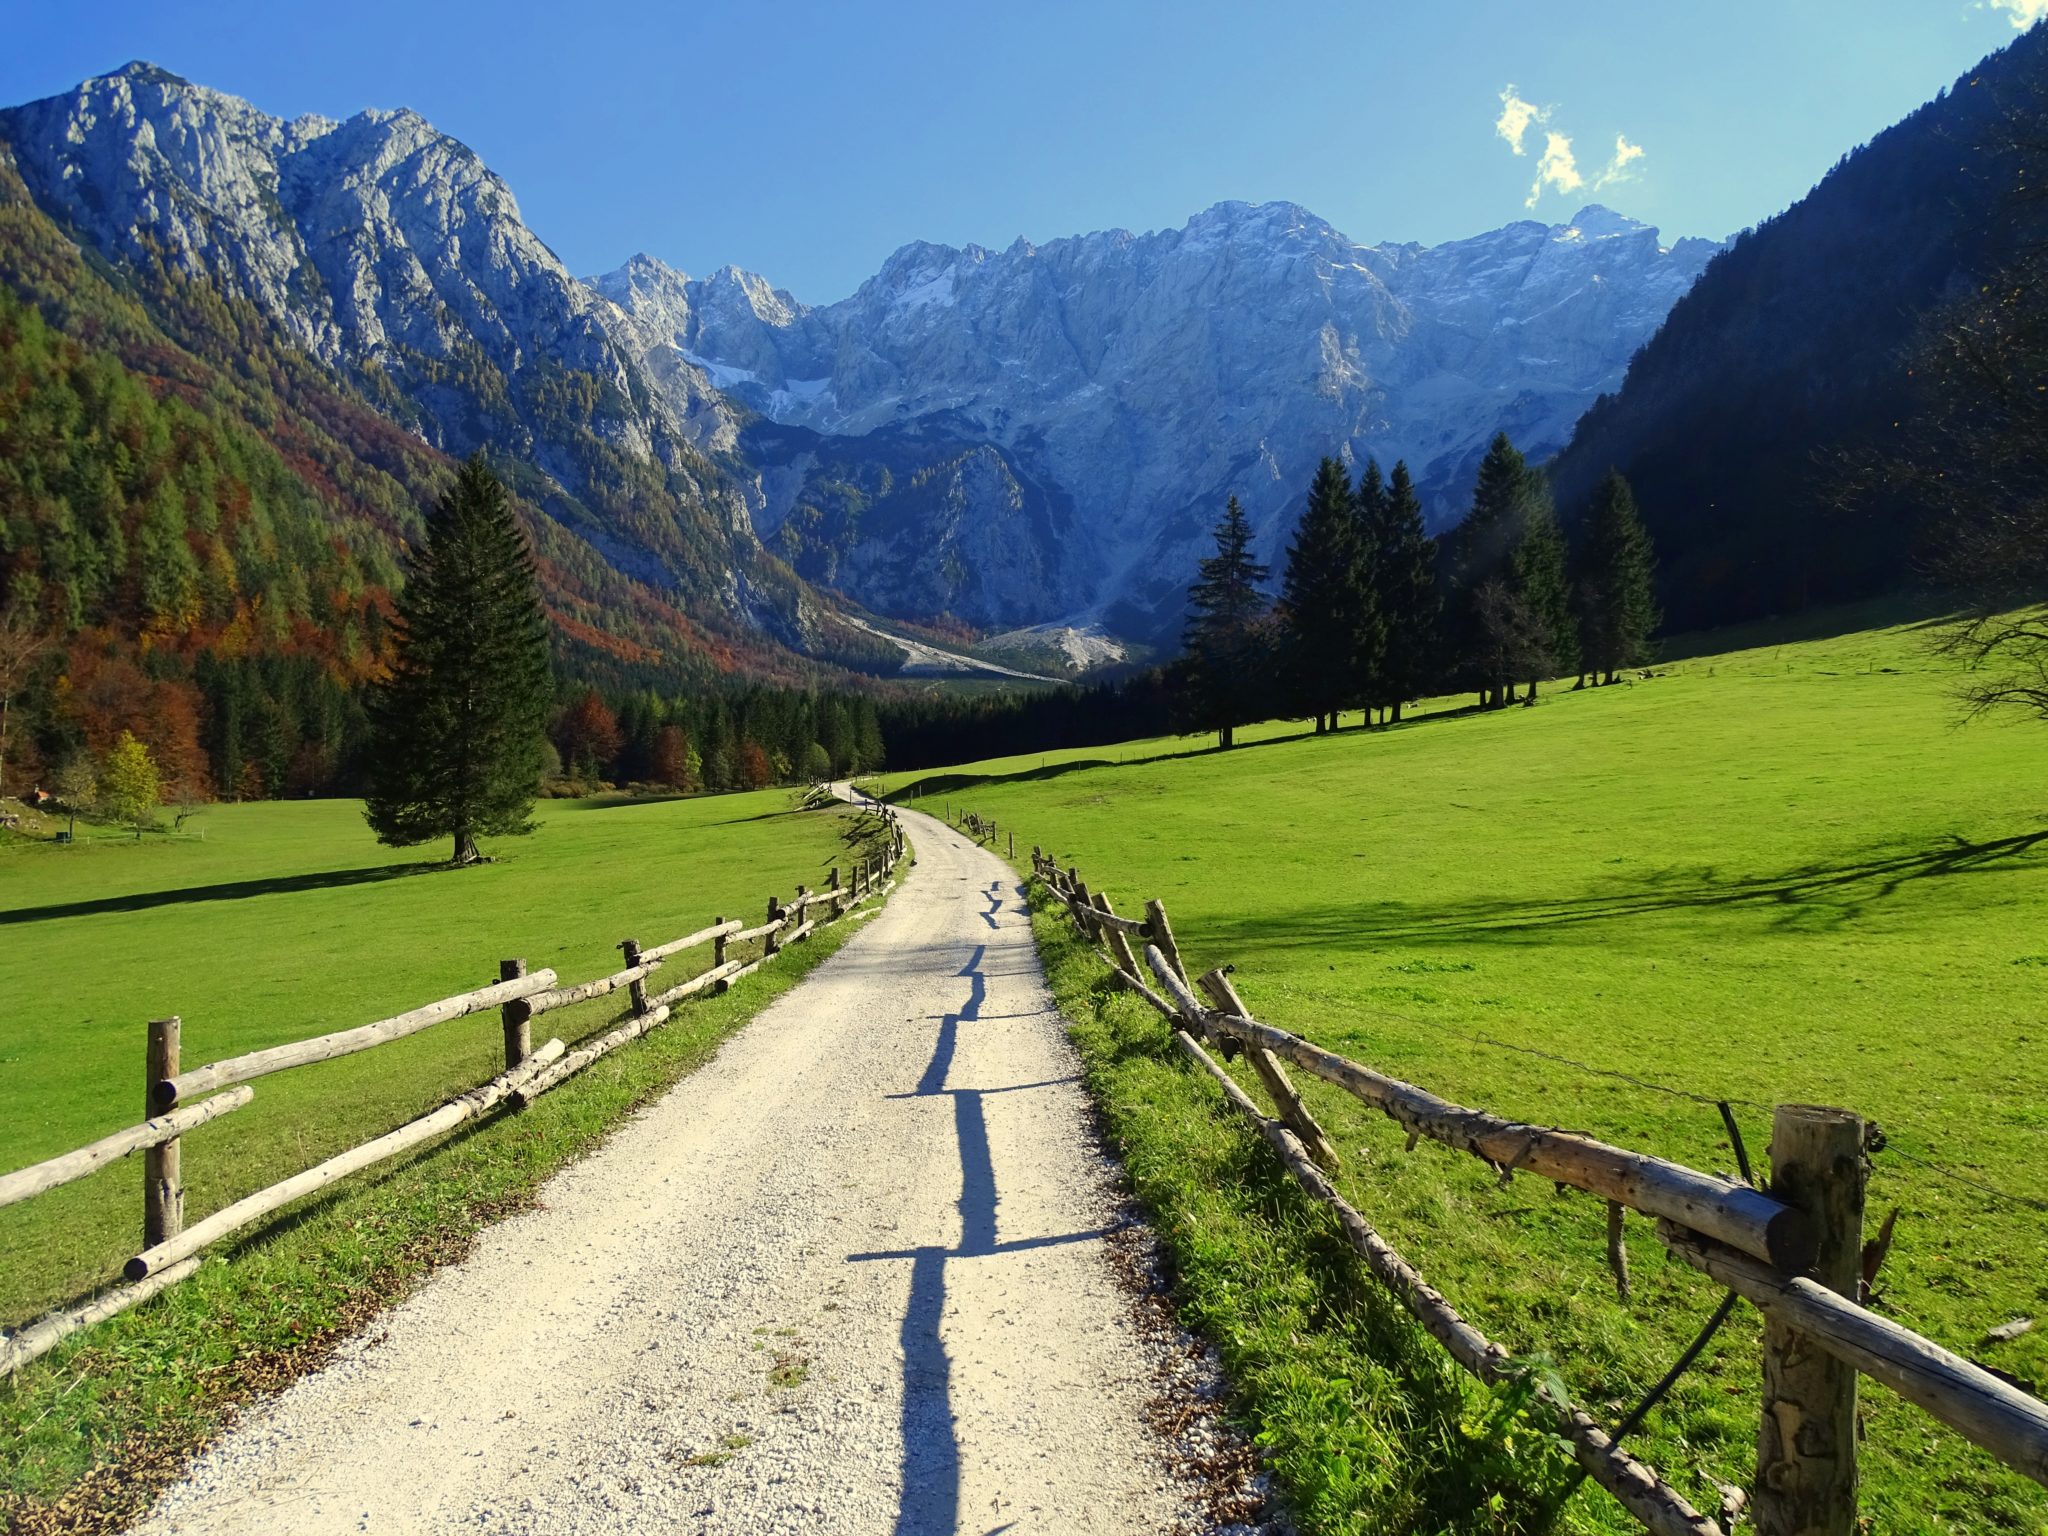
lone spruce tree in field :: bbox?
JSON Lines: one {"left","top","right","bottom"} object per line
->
{"left": 1369, "top": 460, "right": 1441, "bottom": 723}
{"left": 364, "top": 455, "right": 551, "bottom": 864}
{"left": 1183, "top": 496, "right": 1270, "bottom": 750}
{"left": 1280, "top": 458, "right": 1369, "bottom": 734}
{"left": 1576, "top": 469, "right": 1659, "bottom": 685}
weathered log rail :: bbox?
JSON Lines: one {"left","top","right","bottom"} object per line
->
{"left": 1017, "top": 839, "right": 2048, "bottom": 1535}
{"left": 0, "top": 802, "right": 906, "bottom": 1378}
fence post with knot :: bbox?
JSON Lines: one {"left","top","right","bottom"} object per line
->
{"left": 143, "top": 1017, "right": 182, "bottom": 1248}
{"left": 1754, "top": 1104, "right": 1866, "bottom": 1536}
{"left": 499, "top": 959, "right": 530, "bottom": 1067}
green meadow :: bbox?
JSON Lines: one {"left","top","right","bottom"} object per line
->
{"left": 888, "top": 619, "right": 2048, "bottom": 1533}
{"left": 0, "top": 791, "right": 864, "bottom": 1328}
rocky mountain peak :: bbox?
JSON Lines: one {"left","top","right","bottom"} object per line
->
{"left": 598, "top": 196, "right": 1721, "bottom": 637}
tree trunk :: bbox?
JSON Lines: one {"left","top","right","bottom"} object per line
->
{"left": 1528, "top": 676, "right": 1540, "bottom": 700}
{"left": 1220, "top": 724, "right": 1234, "bottom": 749}
{"left": 1392, "top": 700, "right": 1404, "bottom": 724}
{"left": 452, "top": 830, "right": 480, "bottom": 864}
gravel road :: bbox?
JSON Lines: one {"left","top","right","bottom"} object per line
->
{"left": 133, "top": 807, "right": 1227, "bottom": 1535}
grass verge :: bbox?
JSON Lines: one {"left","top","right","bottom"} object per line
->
{"left": 0, "top": 800, "right": 897, "bottom": 1533}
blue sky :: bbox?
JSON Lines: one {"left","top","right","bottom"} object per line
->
{"left": 1, "top": 1, "right": 2037, "bottom": 302}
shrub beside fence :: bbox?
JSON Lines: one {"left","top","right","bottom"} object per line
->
{"left": 1014, "top": 832, "right": 2048, "bottom": 1536}
{"left": 0, "top": 802, "right": 905, "bottom": 1377}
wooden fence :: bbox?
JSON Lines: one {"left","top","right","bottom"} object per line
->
{"left": 1020, "top": 838, "right": 2048, "bottom": 1536}
{"left": 0, "top": 804, "right": 906, "bottom": 1378}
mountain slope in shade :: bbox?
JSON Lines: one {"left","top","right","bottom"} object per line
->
{"left": 0, "top": 62, "right": 892, "bottom": 669}
{"left": 595, "top": 203, "right": 1718, "bottom": 637}
{"left": 1548, "top": 28, "right": 2048, "bottom": 631}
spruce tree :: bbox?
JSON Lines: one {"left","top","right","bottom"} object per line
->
{"left": 1280, "top": 459, "right": 1366, "bottom": 733}
{"left": 363, "top": 455, "right": 551, "bottom": 863}
{"left": 1576, "top": 469, "right": 1659, "bottom": 685}
{"left": 1509, "top": 485, "right": 1576, "bottom": 697}
{"left": 1372, "top": 460, "right": 1441, "bottom": 722}
{"left": 1446, "top": 433, "right": 1538, "bottom": 706}
{"left": 1348, "top": 459, "right": 1389, "bottom": 722}
{"left": 1183, "top": 495, "right": 1271, "bottom": 749}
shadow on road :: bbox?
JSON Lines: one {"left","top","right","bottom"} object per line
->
{"left": 846, "top": 938, "right": 1111, "bottom": 1535}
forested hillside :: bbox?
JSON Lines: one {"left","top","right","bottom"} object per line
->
{"left": 0, "top": 142, "right": 900, "bottom": 800}
{"left": 1549, "top": 26, "right": 2048, "bottom": 629}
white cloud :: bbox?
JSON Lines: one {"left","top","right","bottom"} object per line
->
{"left": 1526, "top": 131, "right": 1584, "bottom": 208}
{"left": 1498, "top": 87, "right": 1645, "bottom": 210}
{"left": 1496, "top": 86, "right": 1546, "bottom": 156}
{"left": 1985, "top": 0, "right": 2048, "bottom": 29}
{"left": 1592, "top": 133, "right": 1646, "bottom": 190}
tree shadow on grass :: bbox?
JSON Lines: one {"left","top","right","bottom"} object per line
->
{"left": 0, "top": 861, "right": 445, "bottom": 926}
{"left": 1198, "top": 826, "right": 2048, "bottom": 955}
{"left": 888, "top": 707, "right": 1495, "bottom": 805}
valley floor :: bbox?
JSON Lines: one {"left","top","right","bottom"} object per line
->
{"left": 119, "top": 810, "right": 1232, "bottom": 1535}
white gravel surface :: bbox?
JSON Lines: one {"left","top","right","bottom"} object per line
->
{"left": 133, "top": 807, "right": 1221, "bottom": 1535}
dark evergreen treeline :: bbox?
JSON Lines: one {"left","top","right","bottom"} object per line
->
{"left": 875, "top": 672, "right": 1181, "bottom": 774}
{"left": 1174, "top": 436, "right": 1658, "bottom": 746}
{"left": 879, "top": 437, "right": 1659, "bottom": 770}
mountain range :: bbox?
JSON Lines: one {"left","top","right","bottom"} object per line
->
{"left": 0, "top": 61, "right": 1719, "bottom": 667}
{"left": 7, "top": 29, "right": 2034, "bottom": 688}
{"left": 593, "top": 201, "right": 1718, "bottom": 639}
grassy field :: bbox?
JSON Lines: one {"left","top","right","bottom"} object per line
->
{"left": 0, "top": 787, "right": 887, "bottom": 1529}
{"left": 886, "top": 619, "right": 2048, "bottom": 1533}
{"left": 0, "top": 790, "right": 869, "bottom": 1326}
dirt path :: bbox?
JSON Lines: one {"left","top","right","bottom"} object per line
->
{"left": 133, "top": 808, "right": 1207, "bottom": 1535}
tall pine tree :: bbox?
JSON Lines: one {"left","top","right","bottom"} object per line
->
{"left": 1369, "top": 460, "right": 1441, "bottom": 722}
{"left": 1509, "top": 484, "right": 1576, "bottom": 697}
{"left": 1575, "top": 469, "right": 1659, "bottom": 685}
{"left": 1445, "top": 433, "right": 1538, "bottom": 706}
{"left": 1182, "top": 496, "right": 1270, "bottom": 749}
{"left": 364, "top": 455, "right": 551, "bottom": 863}
{"left": 1346, "top": 459, "right": 1389, "bottom": 722}
{"left": 1280, "top": 458, "right": 1369, "bottom": 733}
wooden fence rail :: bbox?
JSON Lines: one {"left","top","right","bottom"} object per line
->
{"left": 0, "top": 800, "right": 906, "bottom": 1379}
{"left": 1018, "top": 840, "right": 2048, "bottom": 1535}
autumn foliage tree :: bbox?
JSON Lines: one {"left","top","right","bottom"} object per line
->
{"left": 555, "top": 689, "right": 624, "bottom": 781}
{"left": 649, "top": 723, "right": 694, "bottom": 791}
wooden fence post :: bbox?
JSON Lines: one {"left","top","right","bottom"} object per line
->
{"left": 499, "top": 959, "right": 530, "bottom": 1068}
{"left": 830, "top": 866, "right": 840, "bottom": 892}
{"left": 1755, "top": 1104, "right": 1866, "bottom": 1536}
{"left": 1144, "top": 898, "right": 1189, "bottom": 986}
{"left": 1072, "top": 880, "right": 1102, "bottom": 941}
{"left": 765, "top": 895, "right": 784, "bottom": 956}
{"left": 1093, "top": 891, "right": 1141, "bottom": 977}
{"left": 143, "top": 1016, "right": 182, "bottom": 1248}
{"left": 1197, "top": 968, "right": 1342, "bottom": 1172}
{"left": 713, "top": 918, "right": 728, "bottom": 969}
{"left": 619, "top": 939, "right": 649, "bottom": 1016}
